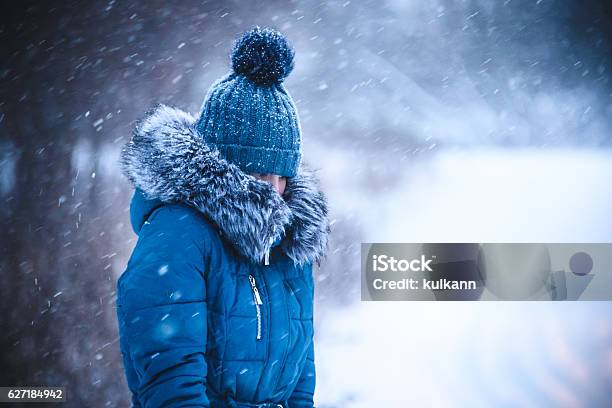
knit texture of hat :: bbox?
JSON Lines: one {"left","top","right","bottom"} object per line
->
{"left": 195, "top": 26, "right": 302, "bottom": 178}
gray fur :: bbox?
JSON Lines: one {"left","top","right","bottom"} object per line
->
{"left": 119, "top": 104, "right": 330, "bottom": 266}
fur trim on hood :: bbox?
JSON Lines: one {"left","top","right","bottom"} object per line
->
{"left": 119, "top": 104, "right": 330, "bottom": 266}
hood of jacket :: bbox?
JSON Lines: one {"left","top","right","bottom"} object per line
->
{"left": 119, "top": 104, "right": 330, "bottom": 266}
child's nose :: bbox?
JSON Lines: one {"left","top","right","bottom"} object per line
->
{"left": 269, "top": 177, "right": 281, "bottom": 193}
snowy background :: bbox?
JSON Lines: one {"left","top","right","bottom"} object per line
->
{"left": 1, "top": 0, "right": 611, "bottom": 406}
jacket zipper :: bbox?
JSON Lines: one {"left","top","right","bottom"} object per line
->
{"left": 249, "top": 274, "right": 263, "bottom": 341}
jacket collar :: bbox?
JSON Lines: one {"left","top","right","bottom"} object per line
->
{"left": 120, "top": 104, "right": 330, "bottom": 266}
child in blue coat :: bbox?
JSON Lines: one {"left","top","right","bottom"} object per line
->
{"left": 116, "top": 27, "right": 330, "bottom": 408}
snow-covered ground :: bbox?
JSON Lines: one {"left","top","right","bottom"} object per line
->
{"left": 313, "top": 148, "right": 612, "bottom": 407}
{"left": 319, "top": 147, "right": 612, "bottom": 243}
{"left": 316, "top": 302, "right": 612, "bottom": 407}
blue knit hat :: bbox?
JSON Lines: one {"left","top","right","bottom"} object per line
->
{"left": 195, "top": 27, "right": 302, "bottom": 178}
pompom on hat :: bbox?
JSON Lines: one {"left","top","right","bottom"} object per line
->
{"left": 195, "top": 26, "right": 302, "bottom": 178}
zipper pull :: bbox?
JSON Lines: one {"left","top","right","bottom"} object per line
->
{"left": 249, "top": 274, "right": 263, "bottom": 305}
{"left": 263, "top": 236, "right": 274, "bottom": 266}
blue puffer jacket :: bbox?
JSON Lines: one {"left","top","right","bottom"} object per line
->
{"left": 116, "top": 105, "right": 330, "bottom": 408}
